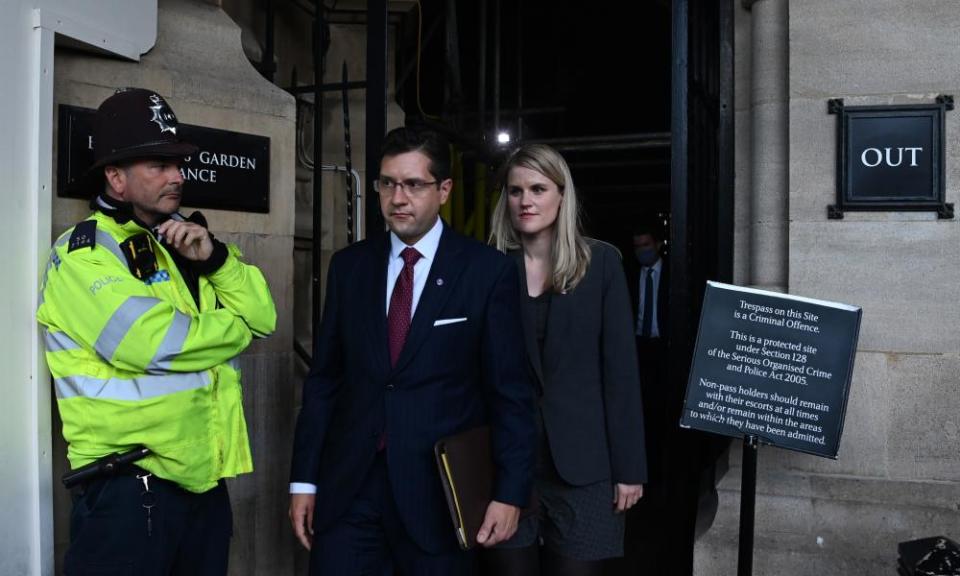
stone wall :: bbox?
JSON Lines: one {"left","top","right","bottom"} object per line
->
{"left": 697, "top": 1, "right": 960, "bottom": 574}
{"left": 51, "top": 1, "right": 297, "bottom": 573}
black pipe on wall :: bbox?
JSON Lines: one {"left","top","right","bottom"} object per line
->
{"left": 365, "top": 0, "right": 388, "bottom": 235}
{"left": 261, "top": 0, "right": 276, "bottom": 81}
{"left": 311, "top": 1, "right": 325, "bottom": 338}
{"left": 477, "top": 0, "right": 487, "bottom": 144}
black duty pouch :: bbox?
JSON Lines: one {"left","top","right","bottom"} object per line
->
{"left": 120, "top": 233, "right": 159, "bottom": 280}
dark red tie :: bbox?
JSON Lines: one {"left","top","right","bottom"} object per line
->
{"left": 387, "top": 247, "right": 422, "bottom": 368}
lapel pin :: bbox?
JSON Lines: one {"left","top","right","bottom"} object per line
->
{"left": 436, "top": 278, "right": 444, "bottom": 286}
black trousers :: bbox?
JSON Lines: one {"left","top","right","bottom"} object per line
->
{"left": 64, "top": 471, "right": 232, "bottom": 576}
{"left": 612, "top": 337, "right": 671, "bottom": 576}
{"left": 309, "top": 452, "right": 476, "bottom": 576}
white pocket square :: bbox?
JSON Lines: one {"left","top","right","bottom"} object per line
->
{"left": 433, "top": 317, "right": 467, "bottom": 327}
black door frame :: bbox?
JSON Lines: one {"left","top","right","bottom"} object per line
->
{"left": 667, "top": 0, "right": 734, "bottom": 572}
{"left": 670, "top": 0, "right": 734, "bottom": 355}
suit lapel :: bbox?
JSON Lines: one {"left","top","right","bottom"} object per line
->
{"left": 391, "top": 224, "right": 467, "bottom": 376}
{"left": 364, "top": 234, "right": 391, "bottom": 378}
{"left": 514, "top": 251, "right": 545, "bottom": 389}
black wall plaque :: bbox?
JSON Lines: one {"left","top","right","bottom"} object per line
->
{"left": 680, "top": 282, "right": 861, "bottom": 459}
{"left": 828, "top": 96, "right": 953, "bottom": 219}
{"left": 57, "top": 104, "right": 271, "bottom": 214}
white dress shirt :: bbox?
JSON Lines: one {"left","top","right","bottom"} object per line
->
{"left": 291, "top": 217, "right": 445, "bottom": 495}
{"left": 636, "top": 258, "right": 662, "bottom": 339}
{"left": 384, "top": 216, "right": 443, "bottom": 316}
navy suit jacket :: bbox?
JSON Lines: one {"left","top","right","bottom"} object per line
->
{"left": 290, "top": 222, "right": 536, "bottom": 553}
{"left": 627, "top": 257, "right": 669, "bottom": 340}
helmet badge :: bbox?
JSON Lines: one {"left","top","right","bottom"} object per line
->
{"left": 148, "top": 94, "right": 178, "bottom": 135}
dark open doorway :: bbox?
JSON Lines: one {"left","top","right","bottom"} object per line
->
{"left": 391, "top": 0, "right": 675, "bottom": 253}
{"left": 385, "top": 1, "right": 734, "bottom": 573}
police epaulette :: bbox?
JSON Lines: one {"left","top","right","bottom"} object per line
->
{"left": 68, "top": 220, "right": 97, "bottom": 253}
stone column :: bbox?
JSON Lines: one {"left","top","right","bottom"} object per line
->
{"left": 746, "top": 0, "right": 788, "bottom": 292}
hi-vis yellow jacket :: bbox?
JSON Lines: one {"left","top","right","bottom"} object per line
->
{"left": 37, "top": 210, "right": 276, "bottom": 493}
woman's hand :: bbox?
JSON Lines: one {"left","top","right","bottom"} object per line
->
{"left": 613, "top": 483, "right": 644, "bottom": 513}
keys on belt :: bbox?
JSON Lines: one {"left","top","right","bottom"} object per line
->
{"left": 137, "top": 473, "right": 156, "bottom": 537}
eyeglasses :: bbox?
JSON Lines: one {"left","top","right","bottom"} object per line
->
{"left": 373, "top": 177, "right": 439, "bottom": 196}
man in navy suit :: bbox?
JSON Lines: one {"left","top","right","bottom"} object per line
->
{"left": 622, "top": 222, "right": 672, "bottom": 575}
{"left": 288, "top": 126, "right": 536, "bottom": 574}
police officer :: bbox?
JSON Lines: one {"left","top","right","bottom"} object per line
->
{"left": 37, "top": 88, "right": 276, "bottom": 575}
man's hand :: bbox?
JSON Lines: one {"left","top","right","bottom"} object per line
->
{"left": 476, "top": 500, "right": 520, "bottom": 547}
{"left": 613, "top": 483, "right": 644, "bottom": 513}
{"left": 156, "top": 220, "right": 213, "bottom": 261}
{"left": 289, "top": 493, "right": 316, "bottom": 550}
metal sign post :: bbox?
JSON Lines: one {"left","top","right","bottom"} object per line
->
{"left": 737, "top": 435, "right": 759, "bottom": 576}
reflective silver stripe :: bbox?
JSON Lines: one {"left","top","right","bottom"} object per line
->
{"left": 94, "top": 296, "right": 161, "bottom": 362}
{"left": 227, "top": 357, "right": 241, "bottom": 371}
{"left": 54, "top": 371, "right": 211, "bottom": 401}
{"left": 95, "top": 230, "right": 128, "bottom": 265}
{"left": 53, "top": 225, "right": 126, "bottom": 266}
{"left": 149, "top": 311, "right": 192, "bottom": 372}
{"left": 39, "top": 259, "right": 50, "bottom": 306}
{"left": 40, "top": 239, "right": 68, "bottom": 306}
{"left": 44, "top": 330, "right": 81, "bottom": 352}
{"left": 40, "top": 225, "right": 128, "bottom": 306}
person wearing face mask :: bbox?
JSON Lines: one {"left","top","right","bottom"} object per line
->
{"left": 619, "top": 223, "right": 671, "bottom": 574}
{"left": 631, "top": 224, "right": 668, "bottom": 345}
{"left": 483, "top": 144, "right": 646, "bottom": 576}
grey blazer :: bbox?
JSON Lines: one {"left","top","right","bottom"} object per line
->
{"left": 514, "top": 239, "right": 647, "bottom": 486}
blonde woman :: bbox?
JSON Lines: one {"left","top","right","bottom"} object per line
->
{"left": 483, "top": 144, "right": 647, "bottom": 575}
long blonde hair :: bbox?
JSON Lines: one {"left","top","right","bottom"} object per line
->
{"left": 489, "top": 144, "right": 591, "bottom": 293}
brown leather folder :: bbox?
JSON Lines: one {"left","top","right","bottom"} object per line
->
{"left": 434, "top": 426, "right": 493, "bottom": 550}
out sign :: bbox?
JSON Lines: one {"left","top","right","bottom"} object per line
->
{"left": 829, "top": 97, "right": 951, "bottom": 219}
{"left": 860, "top": 146, "right": 922, "bottom": 168}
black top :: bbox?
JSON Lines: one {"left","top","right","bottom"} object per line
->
{"left": 526, "top": 291, "right": 552, "bottom": 363}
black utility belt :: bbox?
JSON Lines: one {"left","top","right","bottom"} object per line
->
{"left": 62, "top": 447, "right": 151, "bottom": 489}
